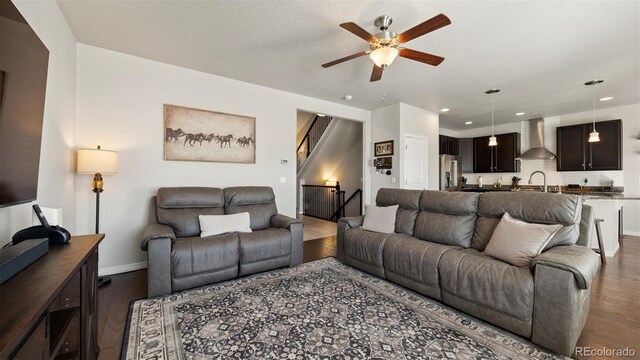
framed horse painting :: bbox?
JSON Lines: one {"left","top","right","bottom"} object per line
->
{"left": 164, "top": 104, "right": 256, "bottom": 164}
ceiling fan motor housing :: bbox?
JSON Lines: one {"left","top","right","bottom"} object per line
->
{"left": 374, "top": 15, "right": 393, "bottom": 30}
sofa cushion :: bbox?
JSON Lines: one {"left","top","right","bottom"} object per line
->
{"left": 439, "top": 248, "right": 534, "bottom": 323}
{"left": 484, "top": 213, "right": 562, "bottom": 267}
{"left": 171, "top": 233, "right": 239, "bottom": 278}
{"left": 224, "top": 187, "right": 278, "bottom": 231}
{"left": 157, "top": 205, "right": 225, "bottom": 238}
{"left": 157, "top": 187, "right": 224, "bottom": 208}
{"left": 413, "top": 191, "right": 479, "bottom": 247}
{"left": 156, "top": 188, "right": 225, "bottom": 237}
{"left": 362, "top": 205, "right": 398, "bottom": 234}
{"left": 343, "top": 228, "right": 396, "bottom": 278}
{"left": 238, "top": 228, "right": 291, "bottom": 276}
{"left": 383, "top": 235, "right": 459, "bottom": 300}
{"left": 472, "top": 192, "right": 582, "bottom": 251}
{"left": 376, "top": 188, "right": 422, "bottom": 235}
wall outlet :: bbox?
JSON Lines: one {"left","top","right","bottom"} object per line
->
{"left": 392, "top": 177, "right": 396, "bottom": 183}
{"left": 279, "top": 177, "right": 286, "bottom": 184}
{"left": 281, "top": 159, "right": 288, "bottom": 165}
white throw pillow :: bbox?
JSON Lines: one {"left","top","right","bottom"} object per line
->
{"left": 199, "top": 213, "right": 252, "bottom": 237}
{"left": 483, "top": 212, "right": 563, "bottom": 267}
{"left": 362, "top": 205, "right": 399, "bottom": 234}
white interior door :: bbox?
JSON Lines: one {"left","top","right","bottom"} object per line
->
{"left": 404, "top": 135, "right": 427, "bottom": 189}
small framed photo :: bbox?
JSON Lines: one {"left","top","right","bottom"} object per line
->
{"left": 374, "top": 140, "right": 394, "bottom": 156}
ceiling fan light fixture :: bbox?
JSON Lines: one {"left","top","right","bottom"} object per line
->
{"left": 370, "top": 46, "right": 399, "bottom": 67}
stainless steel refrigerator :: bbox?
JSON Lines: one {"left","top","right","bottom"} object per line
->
{"left": 439, "top": 154, "right": 462, "bottom": 191}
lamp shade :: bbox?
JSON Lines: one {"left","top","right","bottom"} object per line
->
{"left": 488, "top": 135, "right": 498, "bottom": 146}
{"left": 588, "top": 130, "right": 600, "bottom": 143}
{"left": 77, "top": 148, "right": 118, "bottom": 174}
{"left": 369, "top": 47, "right": 399, "bottom": 67}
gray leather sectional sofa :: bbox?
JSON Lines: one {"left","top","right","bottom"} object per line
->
{"left": 337, "top": 188, "right": 600, "bottom": 356}
{"left": 141, "top": 186, "right": 302, "bottom": 297}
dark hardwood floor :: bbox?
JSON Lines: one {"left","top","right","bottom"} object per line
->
{"left": 98, "top": 236, "right": 639, "bottom": 359}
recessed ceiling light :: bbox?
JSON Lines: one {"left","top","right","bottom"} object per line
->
{"left": 440, "top": 108, "right": 450, "bottom": 112}
{"left": 344, "top": 95, "right": 353, "bottom": 100}
{"left": 599, "top": 97, "right": 613, "bottom": 101}
{"left": 465, "top": 121, "right": 473, "bottom": 125}
{"left": 516, "top": 112, "right": 525, "bottom": 116}
{"left": 317, "top": 113, "right": 326, "bottom": 117}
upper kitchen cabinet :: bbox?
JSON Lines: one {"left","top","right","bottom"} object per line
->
{"left": 556, "top": 119, "right": 622, "bottom": 171}
{"left": 473, "top": 133, "right": 521, "bottom": 173}
{"left": 458, "top": 138, "right": 474, "bottom": 173}
{"left": 439, "top": 135, "right": 459, "bottom": 156}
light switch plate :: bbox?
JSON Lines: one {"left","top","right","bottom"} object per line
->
{"left": 281, "top": 159, "right": 288, "bottom": 165}
{"left": 280, "top": 177, "right": 286, "bottom": 183}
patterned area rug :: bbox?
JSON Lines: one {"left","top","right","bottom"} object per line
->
{"left": 122, "top": 258, "right": 563, "bottom": 359}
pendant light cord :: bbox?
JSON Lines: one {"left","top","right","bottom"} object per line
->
{"left": 592, "top": 83, "right": 596, "bottom": 131}
{"left": 491, "top": 93, "right": 495, "bottom": 136}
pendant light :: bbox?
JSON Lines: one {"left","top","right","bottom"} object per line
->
{"left": 584, "top": 80, "right": 603, "bottom": 142}
{"left": 486, "top": 89, "right": 500, "bottom": 146}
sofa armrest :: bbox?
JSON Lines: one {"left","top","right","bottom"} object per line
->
{"left": 146, "top": 237, "right": 172, "bottom": 297}
{"left": 271, "top": 214, "right": 303, "bottom": 229}
{"left": 338, "top": 216, "right": 364, "bottom": 229}
{"left": 141, "top": 224, "right": 176, "bottom": 251}
{"left": 336, "top": 216, "right": 364, "bottom": 262}
{"left": 270, "top": 214, "right": 303, "bottom": 267}
{"left": 531, "top": 245, "right": 600, "bottom": 290}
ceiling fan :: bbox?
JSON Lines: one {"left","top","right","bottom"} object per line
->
{"left": 322, "top": 14, "right": 451, "bottom": 82}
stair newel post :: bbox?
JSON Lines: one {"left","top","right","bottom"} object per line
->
{"left": 335, "top": 181, "right": 341, "bottom": 222}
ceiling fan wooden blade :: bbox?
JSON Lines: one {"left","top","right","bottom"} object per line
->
{"left": 399, "top": 48, "right": 445, "bottom": 66}
{"left": 370, "top": 64, "right": 383, "bottom": 82}
{"left": 396, "top": 14, "right": 451, "bottom": 43}
{"left": 321, "top": 51, "right": 368, "bottom": 68}
{"left": 340, "top": 22, "right": 378, "bottom": 43}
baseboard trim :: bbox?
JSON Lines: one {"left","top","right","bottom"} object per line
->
{"left": 99, "top": 261, "right": 147, "bottom": 276}
{"left": 623, "top": 231, "right": 640, "bottom": 237}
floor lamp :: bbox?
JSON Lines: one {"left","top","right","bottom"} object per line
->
{"left": 77, "top": 145, "right": 118, "bottom": 287}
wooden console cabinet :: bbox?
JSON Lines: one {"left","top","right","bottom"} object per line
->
{"left": 0, "top": 234, "right": 103, "bottom": 359}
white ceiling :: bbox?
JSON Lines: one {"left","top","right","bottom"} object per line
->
{"left": 57, "top": 1, "right": 639, "bottom": 130}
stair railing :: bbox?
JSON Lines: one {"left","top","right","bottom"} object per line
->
{"left": 297, "top": 115, "right": 333, "bottom": 172}
{"left": 330, "top": 188, "right": 362, "bottom": 222}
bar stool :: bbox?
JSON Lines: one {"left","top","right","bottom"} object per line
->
{"left": 593, "top": 218, "right": 606, "bottom": 264}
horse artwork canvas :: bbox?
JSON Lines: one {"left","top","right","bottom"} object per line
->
{"left": 164, "top": 104, "right": 256, "bottom": 163}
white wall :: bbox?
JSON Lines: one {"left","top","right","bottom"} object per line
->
{"left": 399, "top": 103, "right": 440, "bottom": 190}
{"left": 442, "top": 103, "right": 640, "bottom": 234}
{"left": 370, "top": 104, "right": 400, "bottom": 198}
{"left": 75, "top": 44, "right": 370, "bottom": 274}
{"left": 0, "top": 0, "right": 77, "bottom": 245}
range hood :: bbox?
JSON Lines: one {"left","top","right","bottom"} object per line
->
{"left": 517, "top": 118, "right": 556, "bottom": 160}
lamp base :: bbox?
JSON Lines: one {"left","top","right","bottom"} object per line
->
{"left": 97, "top": 276, "right": 112, "bottom": 288}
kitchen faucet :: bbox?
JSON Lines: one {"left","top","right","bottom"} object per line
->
{"left": 528, "top": 171, "right": 547, "bottom": 193}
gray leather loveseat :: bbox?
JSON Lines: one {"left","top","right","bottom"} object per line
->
{"left": 141, "top": 186, "right": 303, "bottom": 297}
{"left": 337, "top": 188, "right": 600, "bottom": 356}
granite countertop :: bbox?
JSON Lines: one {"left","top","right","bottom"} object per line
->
{"left": 460, "top": 185, "right": 639, "bottom": 200}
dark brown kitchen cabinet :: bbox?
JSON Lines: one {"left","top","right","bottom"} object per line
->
{"left": 439, "top": 135, "right": 459, "bottom": 156}
{"left": 473, "top": 136, "right": 493, "bottom": 172}
{"left": 458, "top": 138, "right": 474, "bottom": 173}
{"left": 473, "top": 133, "right": 521, "bottom": 173}
{"left": 556, "top": 119, "right": 622, "bottom": 171}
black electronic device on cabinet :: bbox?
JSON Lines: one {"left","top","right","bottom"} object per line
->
{"left": 12, "top": 205, "right": 71, "bottom": 245}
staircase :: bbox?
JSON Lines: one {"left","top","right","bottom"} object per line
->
{"left": 297, "top": 115, "right": 333, "bottom": 172}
